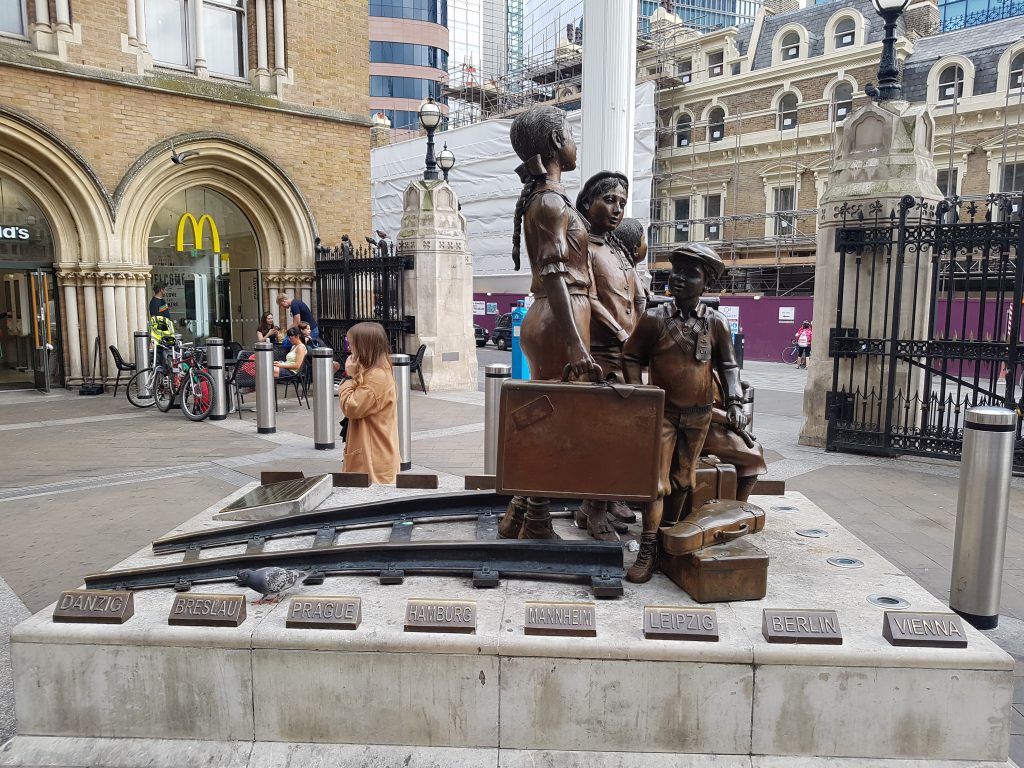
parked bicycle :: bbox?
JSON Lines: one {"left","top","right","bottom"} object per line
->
{"left": 152, "top": 339, "right": 214, "bottom": 421}
{"left": 781, "top": 343, "right": 800, "bottom": 365}
{"left": 125, "top": 335, "right": 173, "bottom": 408}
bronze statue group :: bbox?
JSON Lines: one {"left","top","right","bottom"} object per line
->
{"left": 497, "top": 104, "right": 766, "bottom": 585}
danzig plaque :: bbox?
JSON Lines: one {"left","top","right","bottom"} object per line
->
{"left": 762, "top": 609, "right": 842, "bottom": 644}
{"left": 883, "top": 611, "right": 968, "bottom": 648}
{"left": 405, "top": 599, "right": 476, "bottom": 634}
{"left": 168, "top": 593, "right": 247, "bottom": 627}
{"left": 643, "top": 605, "right": 718, "bottom": 641}
{"left": 53, "top": 589, "right": 134, "bottom": 624}
{"left": 286, "top": 596, "right": 361, "bottom": 630}
{"left": 524, "top": 601, "right": 596, "bottom": 637}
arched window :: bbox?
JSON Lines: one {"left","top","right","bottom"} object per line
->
{"left": 834, "top": 17, "right": 856, "bottom": 48}
{"left": 1011, "top": 51, "right": 1024, "bottom": 90}
{"left": 676, "top": 114, "right": 692, "bottom": 147}
{"left": 708, "top": 107, "right": 725, "bottom": 142}
{"left": 778, "top": 93, "right": 798, "bottom": 131}
{"left": 938, "top": 65, "right": 964, "bottom": 101}
{"left": 832, "top": 82, "right": 854, "bottom": 122}
{"left": 781, "top": 31, "right": 801, "bottom": 61}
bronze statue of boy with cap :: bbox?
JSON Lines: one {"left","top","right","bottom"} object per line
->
{"left": 621, "top": 243, "right": 747, "bottom": 583}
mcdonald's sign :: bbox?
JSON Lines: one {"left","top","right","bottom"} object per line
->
{"left": 176, "top": 212, "right": 221, "bottom": 255}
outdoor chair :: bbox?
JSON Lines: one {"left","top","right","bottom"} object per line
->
{"left": 276, "top": 355, "right": 310, "bottom": 409}
{"left": 108, "top": 345, "right": 135, "bottom": 398}
{"left": 232, "top": 351, "right": 255, "bottom": 419}
{"left": 410, "top": 343, "right": 428, "bottom": 394}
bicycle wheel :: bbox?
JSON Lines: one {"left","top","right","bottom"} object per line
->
{"left": 181, "top": 370, "right": 214, "bottom": 421}
{"left": 126, "top": 368, "right": 158, "bottom": 408}
{"left": 782, "top": 345, "right": 800, "bottom": 365}
{"left": 154, "top": 366, "right": 175, "bottom": 412}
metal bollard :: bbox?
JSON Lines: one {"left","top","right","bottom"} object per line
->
{"left": 741, "top": 384, "right": 755, "bottom": 432}
{"left": 206, "top": 338, "right": 227, "bottom": 421}
{"left": 133, "top": 331, "right": 151, "bottom": 398}
{"left": 255, "top": 341, "right": 276, "bottom": 434}
{"left": 311, "top": 347, "right": 335, "bottom": 450}
{"left": 484, "top": 363, "right": 511, "bottom": 474}
{"left": 949, "top": 405, "right": 1015, "bottom": 629}
{"left": 391, "top": 353, "right": 412, "bottom": 470}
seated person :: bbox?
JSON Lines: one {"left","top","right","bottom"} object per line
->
{"left": 256, "top": 312, "right": 282, "bottom": 344}
{"left": 273, "top": 327, "right": 307, "bottom": 379}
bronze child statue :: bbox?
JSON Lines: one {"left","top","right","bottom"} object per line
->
{"left": 621, "top": 243, "right": 747, "bottom": 583}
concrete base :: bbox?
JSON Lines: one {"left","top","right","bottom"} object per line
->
{"left": 3, "top": 491, "right": 1015, "bottom": 766}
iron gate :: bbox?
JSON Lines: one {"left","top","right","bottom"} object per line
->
{"left": 313, "top": 239, "right": 415, "bottom": 355}
{"left": 827, "top": 193, "right": 1024, "bottom": 467}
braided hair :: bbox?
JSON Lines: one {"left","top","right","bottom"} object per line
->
{"left": 613, "top": 218, "right": 645, "bottom": 264}
{"left": 510, "top": 105, "right": 572, "bottom": 271}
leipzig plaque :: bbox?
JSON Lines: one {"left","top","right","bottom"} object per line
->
{"left": 286, "top": 596, "right": 362, "bottom": 630}
{"left": 524, "top": 601, "right": 597, "bottom": 637}
{"left": 404, "top": 599, "right": 476, "bottom": 634}
{"left": 168, "top": 593, "right": 247, "bottom": 627}
{"left": 52, "top": 589, "right": 134, "bottom": 624}
{"left": 643, "top": 606, "right": 718, "bottom": 641}
{"left": 882, "top": 611, "right": 968, "bottom": 648}
{"left": 762, "top": 609, "right": 842, "bottom": 644}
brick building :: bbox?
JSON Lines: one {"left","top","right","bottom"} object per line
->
{"left": 0, "top": 0, "right": 371, "bottom": 389}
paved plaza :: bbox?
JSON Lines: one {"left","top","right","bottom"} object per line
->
{"left": 0, "top": 352, "right": 1022, "bottom": 760}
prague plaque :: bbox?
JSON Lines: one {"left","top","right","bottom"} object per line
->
{"left": 168, "top": 593, "right": 247, "bottom": 627}
{"left": 524, "top": 601, "right": 597, "bottom": 637}
{"left": 882, "top": 611, "right": 968, "bottom": 648}
{"left": 404, "top": 599, "right": 476, "bottom": 634}
{"left": 53, "top": 589, "right": 134, "bottom": 624}
{"left": 643, "top": 605, "right": 718, "bottom": 641}
{"left": 762, "top": 609, "right": 842, "bottom": 644}
{"left": 286, "top": 596, "right": 361, "bottom": 630}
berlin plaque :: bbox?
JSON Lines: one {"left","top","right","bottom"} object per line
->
{"left": 168, "top": 593, "right": 247, "bottom": 627}
{"left": 762, "top": 609, "right": 842, "bottom": 644}
{"left": 882, "top": 611, "right": 968, "bottom": 648}
{"left": 286, "top": 596, "right": 361, "bottom": 630}
{"left": 53, "top": 589, "right": 134, "bottom": 624}
{"left": 404, "top": 599, "right": 476, "bottom": 634}
{"left": 643, "top": 605, "right": 718, "bottom": 641}
{"left": 524, "top": 601, "right": 597, "bottom": 637}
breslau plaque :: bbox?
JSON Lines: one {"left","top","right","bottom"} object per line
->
{"left": 643, "top": 605, "right": 718, "bottom": 641}
{"left": 286, "top": 596, "right": 361, "bottom": 630}
{"left": 404, "top": 599, "right": 476, "bottom": 634}
{"left": 882, "top": 611, "right": 968, "bottom": 648}
{"left": 53, "top": 589, "right": 134, "bottom": 624}
{"left": 168, "top": 593, "right": 247, "bottom": 627}
{"left": 524, "top": 601, "right": 597, "bottom": 637}
{"left": 762, "top": 609, "right": 842, "bottom": 644}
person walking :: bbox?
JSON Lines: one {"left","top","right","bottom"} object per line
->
{"left": 337, "top": 322, "right": 400, "bottom": 484}
{"left": 276, "top": 294, "right": 319, "bottom": 340}
{"left": 794, "top": 321, "right": 813, "bottom": 369}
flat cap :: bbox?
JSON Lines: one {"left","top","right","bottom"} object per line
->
{"left": 668, "top": 242, "right": 725, "bottom": 279}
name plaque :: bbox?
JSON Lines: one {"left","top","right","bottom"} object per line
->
{"left": 168, "top": 593, "right": 246, "bottom": 627}
{"left": 404, "top": 599, "right": 476, "bottom": 634}
{"left": 883, "top": 611, "right": 967, "bottom": 648}
{"left": 524, "top": 601, "right": 596, "bottom": 637}
{"left": 286, "top": 596, "right": 361, "bottom": 630}
{"left": 53, "top": 589, "right": 134, "bottom": 624}
{"left": 643, "top": 605, "right": 718, "bottom": 641}
{"left": 762, "top": 609, "right": 842, "bottom": 644}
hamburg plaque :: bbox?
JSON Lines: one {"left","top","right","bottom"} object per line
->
{"left": 882, "top": 611, "right": 968, "bottom": 648}
{"left": 53, "top": 589, "right": 134, "bottom": 624}
{"left": 404, "top": 599, "right": 476, "bottom": 634}
{"left": 286, "top": 596, "right": 362, "bottom": 630}
{"left": 643, "top": 606, "right": 718, "bottom": 641}
{"left": 524, "top": 601, "right": 597, "bottom": 637}
{"left": 168, "top": 593, "right": 247, "bottom": 627}
{"left": 762, "top": 609, "right": 842, "bottom": 644}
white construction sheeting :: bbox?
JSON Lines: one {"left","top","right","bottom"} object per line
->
{"left": 371, "top": 81, "right": 656, "bottom": 290}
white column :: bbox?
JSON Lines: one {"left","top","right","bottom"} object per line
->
{"left": 580, "top": 0, "right": 638, "bottom": 189}
{"left": 134, "top": 282, "right": 148, "bottom": 333}
{"left": 135, "top": 0, "right": 147, "bottom": 49}
{"left": 193, "top": 0, "right": 207, "bottom": 75}
{"left": 62, "top": 281, "right": 83, "bottom": 381}
{"left": 54, "top": 0, "right": 71, "bottom": 32}
{"left": 82, "top": 281, "right": 99, "bottom": 361}
{"left": 127, "top": 0, "right": 137, "bottom": 45}
{"left": 101, "top": 277, "right": 118, "bottom": 379}
{"left": 272, "top": 0, "right": 286, "bottom": 75}
{"left": 268, "top": 284, "right": 280, "bottom": 327}
{"left": 255, "top": 0, "right": 269, "bottom": 74}
{"left": 301, "top": 285, "right": 312, "bottom": 313}
{"left": 33, "top": 0, "right": 50, "bottom": 28}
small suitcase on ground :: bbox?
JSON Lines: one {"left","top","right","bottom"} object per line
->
{"left": 660, "top": 537, "right": 769, "bottom": 603}
{"left": 496, "top": 367, "right": 665, "bottom": 502}
{"left": 661, "top": 499, "right": 766, "bottom": 556}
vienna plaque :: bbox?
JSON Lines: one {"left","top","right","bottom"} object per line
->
{"left": 643, "top": 605, "right": 718, "bottom": 641}
{"left": 524, "top": 601, "right": 596, "bottom": 637}
{"left": 286, "top": 596, "right": 361, "bottom": 630}
{"left": 882, "top": 611, "right": 968, "bottom": 648}
{"left": 53, "top": 589, "right": 134, "bottom": 624}
{"left": 762, "top": 609, "right": 842, "bottom": 644}
{"left": 168, "top": 593, "right": 247, "bottom": 627}
{"left": 404, "top": 599, "right": 476, "bottom": 634}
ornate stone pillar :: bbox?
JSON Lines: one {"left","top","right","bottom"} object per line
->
{"left": 193, "top": 0, "right": 208, "bottom": 76}
{"left": 114, "top": 275, "right": 130, "bottom": 356}
{"left": 82, "top": 274, "right": 99, "bottom": 372}
{"left": 268, "top": 280, "right": 280, "bottom": 327}
{"left": 126, "top": 0, "right": 137, "bottom": 46}
{"left": 272, "top": 0, "right": 286, "bottom": 77}
{"left": 58, "top": 271, "right": 82, "bottom": 383}
{"left": 54, "top": 0, "right": 71, "bottom": 33}
{"left": 133, "top": 277, "right": 148, "bottom": 335}
{"left": 254, "top": 0, "right": 270, "bottom": 87}
{"left": 101, "top": 273, "right": 118, "bottom": 381}
{"left": 135, "top": 0, "right": 147, "bottom": 49}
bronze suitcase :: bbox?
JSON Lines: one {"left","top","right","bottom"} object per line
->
{"left": 496, "top": 374, "right": 664, "bottom": 502}
{"left": 689, "top": 456, "right": 738, "bottom": 512}
{"left": 661, "top": 499, "right": 766, "bottom": 556}
{"left": 660, "top": 537, "right": 768, "bottom": 603}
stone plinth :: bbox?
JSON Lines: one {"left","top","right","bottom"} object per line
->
{"left": 3, "top": 485, "right": 1015, "bottom": 767}
{"left": 399, "top": 179, "right": 477, "bottom": 392}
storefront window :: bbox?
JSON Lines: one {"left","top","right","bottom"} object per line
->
{"left": 0, "top": 176, "right": 53, "bottom": 265}
{"left": 147, "top": 186, "right": 260, "bottom": 344}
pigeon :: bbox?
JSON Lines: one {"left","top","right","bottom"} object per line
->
{"left": 864, "top": 82, "right": 880, "bottom": 101}
{"left": 237, "top": 567, "right": 309, "bottom": 604}
{"left": 169, "top": 140, "right": 200, "bottom": 165}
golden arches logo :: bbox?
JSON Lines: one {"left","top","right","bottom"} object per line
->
{"left": 176, "top": 213, "right": 221, "bottom": 254}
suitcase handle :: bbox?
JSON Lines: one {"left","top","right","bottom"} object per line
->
{"left": 714, "top": 523, "right": 749, "bottom": 542}
{"left": 561, "top": 363, "right": 604, "bottom": 383}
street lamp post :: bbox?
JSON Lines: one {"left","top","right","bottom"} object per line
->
{"left": 437, "top": 143, "right": 456, "bottom": 182}
{"left": 871, "top": 0, "right": 910, "bottom": 101}
{"left": 418, "top": 97, "right": 442, "bottom": 180}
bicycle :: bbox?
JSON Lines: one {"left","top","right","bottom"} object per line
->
{"left": 782, "top": 343, "right": 801, "bottom": 365}
{"left": 125, "top": 336, "right": 174, "bottom": 408}
{"left": 152, "top": 340, "right": 215, "bottom": 421}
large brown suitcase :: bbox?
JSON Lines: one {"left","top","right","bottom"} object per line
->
{"left": 661, "top": 499, "right": 766, "bottom": 556}
{"left": 660, "top": 537, "right": 768, "bottom": 603}
{"left": 496, "top": 370, "right": 664, "bottom": 502}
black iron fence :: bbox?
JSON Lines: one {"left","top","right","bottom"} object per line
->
{"left": 826, "top": 194, "right": 1024, "bottom": 468}
{"left": 314, "top": 239, "right": 415, "bottom": 355}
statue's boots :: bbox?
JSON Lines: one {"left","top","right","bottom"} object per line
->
{"left": 574, "top": 500, "right": 592, "bottom": 529}
{"left": 607, "top": 500, "right": 637, "bottom": 524}
{"left": 586, "top": 501, "right": 620, "bottom": 543}
{"left": 736, "top": 476, "right": 758, "bottom": 502}
{"left": 518, "top": 497, "right": 559, "bottom": 540}
{"left": 497, "top": 495, "right": 527, "bottom": 539}
{"left": 626, "top": 532, "right": 659, "bottom": 583}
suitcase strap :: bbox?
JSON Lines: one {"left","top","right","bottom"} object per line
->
{"left": 665, "top": 315, "right": 712, "bottom": 362}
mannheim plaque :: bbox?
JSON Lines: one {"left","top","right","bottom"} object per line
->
{"left": 524, "top": 602, "right": 597, "bottom": 637}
